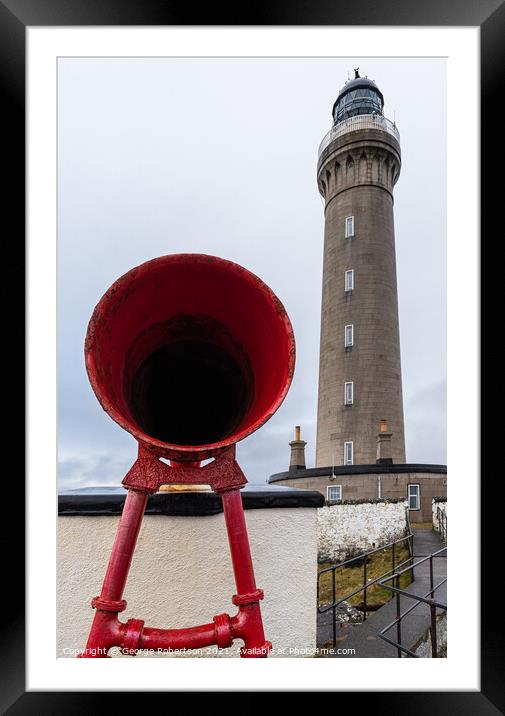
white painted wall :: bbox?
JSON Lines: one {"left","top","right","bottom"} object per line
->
{"left": 58, "top": 507, "right": 318, "bottom": 658}
{"left": 317, "top": 500, "right": 408, "bottom": 562}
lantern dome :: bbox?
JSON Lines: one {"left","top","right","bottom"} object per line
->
{"left": 332, "top": 70, "right": 384, "bottom": 124}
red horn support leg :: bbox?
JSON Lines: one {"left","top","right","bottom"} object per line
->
{"left": 80, "top": 446, "right": 270, "bottom": 658}
{"left": 220, "top": 487, "right": 271, "bottom": 657}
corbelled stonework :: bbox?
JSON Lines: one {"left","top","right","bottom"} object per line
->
{"left": 316, "top": 120, "right": 406, "bottom": 466}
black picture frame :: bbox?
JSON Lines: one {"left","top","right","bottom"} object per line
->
{"left": 1, "top": 0, "right": 493, "bottom": 710}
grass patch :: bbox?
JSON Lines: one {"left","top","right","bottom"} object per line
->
{"left": 318, "top": 542, "right": 413, "bottom": 611}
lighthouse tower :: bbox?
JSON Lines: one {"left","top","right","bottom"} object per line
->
{"left": 315, "top": 70, "right": 406, "bottom": 467}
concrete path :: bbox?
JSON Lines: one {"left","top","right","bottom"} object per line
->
{"left": 317, "top": 528, "right": 447, "bottom": 657}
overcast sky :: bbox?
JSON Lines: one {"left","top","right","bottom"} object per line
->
{"left": 57, "top": 57, "right": 446, "bottom": 490}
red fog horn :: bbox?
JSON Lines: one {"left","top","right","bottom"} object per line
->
{"left": 80, "top": 254, "right": 295, "bottom": 658}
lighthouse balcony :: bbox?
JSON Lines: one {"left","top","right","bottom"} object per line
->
{"left": 318, "top": 114, "right": 400, "bottom": 158}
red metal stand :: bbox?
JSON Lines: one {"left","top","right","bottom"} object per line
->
{"left": 80, "top": 445, "right": 271, "bottom": 658}
{"left": 80, "top": 254, "right": 296, "bottom": 659}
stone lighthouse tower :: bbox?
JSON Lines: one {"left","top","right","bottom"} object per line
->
{"left": 315, "top": 70, "right": 406, "bottom": 467}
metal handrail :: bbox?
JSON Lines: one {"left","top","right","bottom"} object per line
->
{"left": 318, "top": 114, "right": 400, "bottom": 157}
{"left": 317, "top": 532, "right": 414, "bottom": 649}
{"left": 378, "top": 547, "right": 447, "bottom": 658}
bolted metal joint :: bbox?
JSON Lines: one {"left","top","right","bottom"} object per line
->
{"left": 232, "top": 588, "right": 264, "bottom": 606}
{"left": 212, "top": 613, "right": 233, "bottom": 649}
{"left": 121, "top": 618, "right": 145, "bottom": 656}
{"left": 91, "top": 596, "right": 127, "bottom": 613}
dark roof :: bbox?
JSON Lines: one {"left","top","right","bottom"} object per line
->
{"left": 58, "top": 483, "right": 324, "bottom": 516}
{"left": 269, "top": 463, "right": 447, "bottom": 483}
{"left": 337, "top": 76, "right": 383, "bottom": 102}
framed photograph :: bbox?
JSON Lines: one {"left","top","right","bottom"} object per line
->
{"left": 1, "top": 0, "right": 494, "bottom": 709}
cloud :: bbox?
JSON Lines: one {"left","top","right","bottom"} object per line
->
{"left": 58, "top": 452, "right": 133, "bottom": 491}
{"left": 404, "top": 379, "right": 447, "bottom": 464}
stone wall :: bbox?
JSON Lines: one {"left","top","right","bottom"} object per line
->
{"left": 317, "top": 498, "right": 408, "bottom": 562}
{"left": 270, "top": 466, "right": 447, "bottom": 523}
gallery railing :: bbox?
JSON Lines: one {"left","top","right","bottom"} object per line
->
{"left": 318, "top": 114, "right": 400, "bottom": 157}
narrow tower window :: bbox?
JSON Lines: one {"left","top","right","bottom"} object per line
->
{"left": 344, "top": 441, "right": 354, "bottom": 465}
{"left": 345, "top": 324, "right": 354, "bottom": 347}
{"left": 345, "top": 215, "right": 355, "bottom": 238}
{"left": 345, "top": 269, "right": 354, "bottom": 292}
{"left": 344, "top": 381, "right": 354, "bottom": 405}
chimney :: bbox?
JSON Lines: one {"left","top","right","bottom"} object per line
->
{"left": 289, "top": 425, "right": 307, "bottom": 471}
{"left": 376, "top": 419, "right": 393, "bottom": 464}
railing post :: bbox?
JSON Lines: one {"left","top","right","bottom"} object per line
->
{"left": 392, "top": 541, "right": 396, "bottom": 575}
{"left": 332, "top": 568, "right": 337, "bottom": 649}
{"left": 429, "top": 555, "right": 434, "bottom": 598}
{"left": 430, "top": 602, "right": 438, "bottom": 658}
{"left": 410, "top": 533, "right": 415, "bottom": 582}
{"left": 363, "top": 558, "right": 367, "bottom": 621}
{"left": 395, "top": 575, "right": 402, "bottom": 658}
